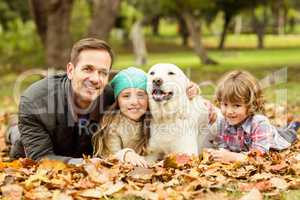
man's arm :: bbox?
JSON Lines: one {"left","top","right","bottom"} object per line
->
{"left": 18, "top": 97, "right": 73, "bottom": 163}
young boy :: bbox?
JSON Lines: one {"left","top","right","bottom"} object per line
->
{"left": 207, "top": 70, "right": 299, "bottom": 163}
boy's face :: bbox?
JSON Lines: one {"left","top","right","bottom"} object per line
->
{"left": 220, "top": 101, "right": 248, "bottom": 126}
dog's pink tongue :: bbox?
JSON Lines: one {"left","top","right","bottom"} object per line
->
{"left": 153, "top": 93, "right": 164, "bottom": 101}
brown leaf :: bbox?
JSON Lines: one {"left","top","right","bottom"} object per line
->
{"left": 1, "top": 184, "right": 23, "bottom": 200}
{"left": 83, "top": 163, "right": 110, "bottom": 183}
{"left": 163, "top": 153, "right": 192, "bottom": 169}
{"left": 25, "top": 186, "right": 52, "bottom": 199}
{"left": 239, "top": 180, "right": 273, "bottom": 192}
{"left": 127, "top": 167, "right": 154, "bottom": 181}
{"left": 51, "top": 191, "right": 73, "bottom": 200}
{"left": 38, "top": 159, "right": 67, "bottom": 171}
{"left": 269, "top": 162, "right": 288, "bottom": 174}
{"left": 240, "top": 188, "right": 263, "bottom": 200}
{"left": 269, "top": 177, "right": 288, "bottom": 191}
{"left": 79, "top": 188, "right": 103, "bottom": 198}
{"left": 249, "top": 172, "right": 273, "bottom": 182}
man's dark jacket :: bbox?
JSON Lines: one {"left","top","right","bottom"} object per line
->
{"left": 18, "top": 73, "right": 114, "bottom": 162}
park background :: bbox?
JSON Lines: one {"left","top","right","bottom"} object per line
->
{"left": 0, "top": 0, "right": 300, "bottom": 115}
{"left": 0, "top": 1, "right": 300, "bottom": 199}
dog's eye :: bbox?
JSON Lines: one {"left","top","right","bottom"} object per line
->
{"left": 168, "top": 71, "right": 175, "bottom": 75}
{"left": 150, "top": 71, "right": 155, "bottom": 75}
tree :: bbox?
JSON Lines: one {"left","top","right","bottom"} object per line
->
{"left": 29, "top": 0, "right": 74, "bottom": 69}
{"left": 0, "top": 0, "right": 30, "bottom": 30}
{"left": 88, "top": 0, "right": 121, "bottom": 40}
{"left": 214, "top": 0, "right": 256, "bottom": 49}
{"left": 160, "top": 0, "right": 217, "bottom": 65}
{"left": 251, "top": 2, "right": 269, "bottom": 49}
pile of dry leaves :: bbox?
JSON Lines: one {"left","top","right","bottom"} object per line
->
{"left": 0, "top": 104, "right": 299, "bottom": 200}
{"left": 1, "top": 148, "right": 300, "bottom": 200}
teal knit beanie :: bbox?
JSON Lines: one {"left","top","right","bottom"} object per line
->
{"left": 110, "top": 67, "right": 147, "bottom": 98}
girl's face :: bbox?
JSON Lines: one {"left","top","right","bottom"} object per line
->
{"left": 118, "top": 88, "right": 148, "bottom": 121}
{"left": 220, "top": 101, "right": 248, "bottom": 126}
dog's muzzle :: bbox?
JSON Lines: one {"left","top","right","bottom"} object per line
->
{"left": 151, "top": 86, "right": 173, "bottom": 102}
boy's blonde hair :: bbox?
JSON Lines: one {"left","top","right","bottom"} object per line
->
{"left": 215, "top": 70, "right": 264, "bottom": 115}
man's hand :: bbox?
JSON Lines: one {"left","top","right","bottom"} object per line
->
{"left": 186, "top": 81, "right": 200, "bottom": 99}
{"left": 206, "top": 148, "right": 247, "bottom": 163}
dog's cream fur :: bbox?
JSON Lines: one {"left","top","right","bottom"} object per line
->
{"left": 146, "top": 63, "right": 218, "bottom": 162}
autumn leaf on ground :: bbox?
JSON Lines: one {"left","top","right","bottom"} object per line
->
{"left": 163, "top": 153, "right": 192, "bottom": 169}
{"left": 1, "top": 184, "right": 23, "bottom": 200}
{"left": 240, "top": 188, "right": 263, "bottom": 200}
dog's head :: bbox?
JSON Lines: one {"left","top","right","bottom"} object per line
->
{"left": 147, "top": 63, "right": 189, "bottom": 105}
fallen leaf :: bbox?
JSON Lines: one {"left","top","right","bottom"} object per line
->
{"left": 83, "top": 163, "right": 110, "bottom": 183}
{"left": 240, "top": 188, "right": 263, "bottom": 200}
{"left": 127, "top": 167, "right": 154, "bottom": 181}
{"left": 1, "top": 184, "right": 23, "bottom": 200}
{"left": 269, "top": 177, "right": 288, "bottom": 190}
{"left": 239, "top": 180, "right": 273, "bottom": 192}
{"left": 163, "top": 153, "right": 191, "bottom": 169}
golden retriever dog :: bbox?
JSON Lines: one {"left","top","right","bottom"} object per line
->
{"left": 146, "top": 63, "right": 218, "bottom": 162}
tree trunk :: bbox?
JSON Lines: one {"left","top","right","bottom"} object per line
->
{"left": 177, "top": 15, "right": 189, "bottom": 46}
{"left": 277, "top": 7, "right": 285, "bottom": 35}
{"left": 46, "top": 0, "right": 73, "bottom": 69}
{"left": 29, "top": 0, "right": 73, "bottom": 69}
{"left": 218, "top": 12, "right": 232, "bottom": 50}
{"left": 88, "top": 0, "right": 121, "bottom": 40}
{"left": 251, "top": 6, "right": 267, "bottom": 49}
{"left": 181, "top": 11, "right": 217, "bottom": 65}
{"left": 272, "top": 0, "right": 285, "bottom": 35}
{"left": 234, "top": 15, "right": 242, "bottom": 35}
{"left": 130, "top": 19, "right": 148, "bottom": 66}
{"left": 28, "top": 0, "right": 48, "bottom": 46}
{"left": 151, "top": 15, "right": 160, "bottom": 36}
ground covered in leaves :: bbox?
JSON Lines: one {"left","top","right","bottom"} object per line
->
{"left": 0, "top": 105, "right": 299, "bottom": 200}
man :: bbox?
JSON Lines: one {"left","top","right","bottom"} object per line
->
{"left": 14, "top": 38, "right": 115, "bottom": 164}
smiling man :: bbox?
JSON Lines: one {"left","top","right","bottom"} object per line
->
{"left": 14, "top": 38, "right": 115, "bottom": 164}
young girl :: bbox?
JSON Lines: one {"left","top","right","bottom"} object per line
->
{"left": 207, "top": 70, "right": 299, "bottom": 163}
{"left": 92, "top": 67, "right": 150, "bottom": 167}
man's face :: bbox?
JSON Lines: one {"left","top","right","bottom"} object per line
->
{"left": 67, "top": 49, "right": 111, "bottom": 108}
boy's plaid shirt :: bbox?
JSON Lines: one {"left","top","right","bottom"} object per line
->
{"left": 216, "top": 114, "right": 290, "bottom": 153}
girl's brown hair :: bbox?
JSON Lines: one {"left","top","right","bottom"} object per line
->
{"left": 215, "top": 70, "right": 265, "bottom": 115}
{"left": 92, "top": 101, "right": 151, "bottom": 157}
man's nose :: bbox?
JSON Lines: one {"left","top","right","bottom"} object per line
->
{"left": 153, "top": 77, "right": 163, "bottom": 86}
{"left": 90, "top": 71, "right": 102, "bottom": 84}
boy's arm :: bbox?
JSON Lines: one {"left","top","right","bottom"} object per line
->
{"left": 207, "top": 148, "right": 247, "bottom": 163}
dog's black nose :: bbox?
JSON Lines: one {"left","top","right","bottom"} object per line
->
{"left": 153, "top": 78, "right": 163, "bottom": 86}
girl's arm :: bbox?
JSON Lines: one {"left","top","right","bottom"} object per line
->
{"left": 105, "top": 130, "right": 148, "bottom": 167}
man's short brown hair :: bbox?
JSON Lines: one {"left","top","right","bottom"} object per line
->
{"left": 70, "top": 38, "right": 114, "bottom": 68}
